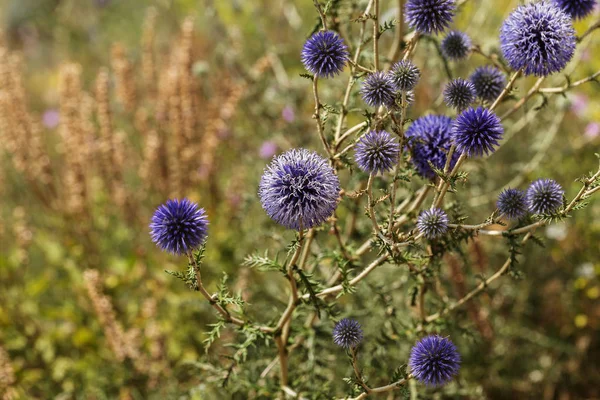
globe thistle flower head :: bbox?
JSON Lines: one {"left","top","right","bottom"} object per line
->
{"left": 553, "top": 0, "right": 597, "bottom": 19}
{"left": 500, "top": 2, "right": 576, "bottom": 76}
{"left": 405, "top": 115, "right": 459, "bottom": 179}
{"left": 444, "top": 78, "right": 476, "bottom": 110}
{"left": 452, "top": 107, "right": 504, "bottom": 157}
{"left": 354, "top": 130, "right": 400, "bottom": 175}
{"left": 150, "top": 198, "right": 209, "bottom": 255}
{"left": 497, "top": 188, "right": 528, "bottom": 219}
{"left": 441, "top": 31, "right": 472, "bottom": 60}
{"left": 301, "top": 31, "right": 349, "bottom": 78}
{"left": 390, "top": 60, "right": 421, "bottom": 91}
{"left": 259, "top": 149, "right": 340, "bottom": 230}
{"left": 469, "top": 66, "right": 506, "bottom": 103}
{"left": 409, "top": 335, "right": 461, "bottom": 386}
{"left": 360, "top": 71, "right": 398, "bottom": 108}
{"left": 405, "top": 0, "right": 456, "bottom": 34}
{"left": 332, "top": 318, "right": 364, "bottom": 349}
{"left": 417, "top": 208, "right": 449, "bottom": 239}
{"left": 526, "top": 179, "right": 564, "bottom": 215}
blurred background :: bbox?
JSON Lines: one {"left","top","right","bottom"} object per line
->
{"left": 0, "top": 0, "right": 599, "bottom": 399}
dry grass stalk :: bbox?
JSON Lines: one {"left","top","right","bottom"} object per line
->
{"left": 111, "top": 44, "right": 136, "bottom": 112}
{"left": 95, "top": 68, "right": 118, "bottom": 183}
{"left": 83, "top": 269, "right": 128, "bottom": 361}
{"left": 0, "top": 48, "right": 53, "bottom": 203}
{"left": 58, "top": 63, "right": 89, "bottom": 215}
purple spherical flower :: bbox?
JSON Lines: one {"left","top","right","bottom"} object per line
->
{"left": 469, "top": 66, "right": 506, "bottom": 103}
{"left": 405, "top": 115, "right": 459, "bottom": 179}
{"left": 405, "top": 0, "right": 456, "bottom": 34}
{"left": 361, "top": 71, "right": 398, "bottom": 108}
{"left": 409, "top": 335, "right": 461, "bottom": 386}
{"left": 441, "top": 31, "right": 472, "bottom": 60}
{"left": 417, "top": 208, "right": 449, "bottom": 239}
{"left": 390, "top": 60, "right": 421, "bottom": 91}
{"left": 500, "top": 2, "right": 576, "bottom": 77}
{"left": 497, "top": 188, "right": 527, "bottom": 219}
{"left": 150, "top": 198, "right": 209, "bottom": 255}
{"left": 259, "top": 149, "right": 340, "bottom": 230}
{"left": 301, "top": 31, "right": 349, "bottom": 78}
{"left": 526, "top": 179, "right": 564, "bottom": 215}
{"left": 444, "top": 78, "right": 476, "bottom": 110}
{"left": 553, "top": 0, "right": 597, "bottom": 19}
{"left": 354, "top": 130, "right": 400, "bottom": 175}
{"left": 333, "top": 318, "right": 364, "bottom": 349}
{"left": 452, "top": 107, "right": 503, "bottom": 157}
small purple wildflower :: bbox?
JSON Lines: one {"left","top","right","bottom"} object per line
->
{"left": 354, "top": 130, "right": 400, "bottom": 175}
{"left": 259, "top": 149, "right": 340, "bottom": 230}
{"left": 570, "top": 94, "right": 588, "bottom": 116}
{"left": 500, "top": 2, "right": 576, "bottom": 76}
{"left": 526, "top": 179, "right": 564, "bottom": 215}
{"left": 301, "top": 31, "right": 349, "bottom": 78}
{"left": 150, "top": 199, "right": 209, "bottom": 255}
{"left": 584, "top": 122, "right": 600, "bottom": 139}
{"left": 332, "top": 318, "right": 363, "bottom": 349}
{"left": 42, "top": 109, "right": 60, "bottom": 129}
{"left": 282, "top": 106, "right": 295, "bottom": 123}
{"left": 452, "top": 107, "right": 504, "bottom": 157}
{"left": 409, "top": 335, "right": 461, "bottom": 386}
{"left": 259, "top": 141, "right": 278, "bottom": 159}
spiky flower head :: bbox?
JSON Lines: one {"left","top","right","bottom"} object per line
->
{"left": 259, "top": 149, "right": 340, "bottom": 230}
{"left": 405, "top": 0, "right": 456, "bottom": 34}
{"left": 469, "top": 66, "right": 506, "bottom": 103}
{"left": 552, "top": 0, "right": 598, "bottom": 19}
{"left": 354, "top": 130, "right": 400, "bottom": 175}
{"left": 497, "top": 188, "right": 528, "bottom": 219}
{"left": 452, "top": 107, "right": 503, "bottom": 157}
{"left": 500, "top": 2, "right": 576, "bottom": 77}
{"left": 332, "top": 318, "right": 364, "bottom": 349}
{"left": 409, "top": 335, "right": 461, "bottom": 386}
{"left": 405, "top": 115, "right": 459, "bottom": 179}
{"left": 150, "top": 198, "right": 209, "bottom": 255}
{"left": 390, "top": 60, "right": 421, "bottom": 91}
{"left": 360, "top": 71, "right": 398, "bottom": 108}
{"left": 301, "top": 31, "right": 349, "bottom": 78}
{"left": 526, "top": 179, "right": 564, "bottom": 215}
{"left": 417, "top": 208, "right": 449, "bottom": 239}
{"left": 441, "top": 31, "right": 472, "bottom": 60}
{"left": 444, "top": 78, "right": 476, "bottom": 110}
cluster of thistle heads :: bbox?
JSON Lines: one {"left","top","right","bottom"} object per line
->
{"left": 333, "top": 318, "right": 461, "bottom": 387}
{"left": 146, "top": 0, "right": 593, "bottom": 390}
{"left": 147, "top": 0, "right": 586, "bottom": 253}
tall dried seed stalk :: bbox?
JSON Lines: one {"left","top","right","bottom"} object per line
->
{"left": 111, "top": 44, "right": 136, "bottom": 112}
{"left": 59, "top": 63, "right": 88, "bottom": 215}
